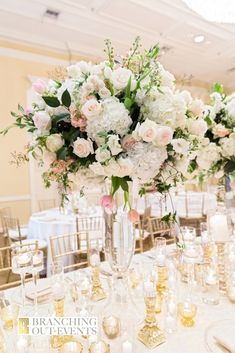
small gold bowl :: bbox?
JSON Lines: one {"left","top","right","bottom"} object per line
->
{"left": 0, "top": 304, "right": 20, "bottom": 330}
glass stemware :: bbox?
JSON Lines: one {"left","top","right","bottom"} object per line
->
{"left": 28, "top": 248, "right": 44, "bottom": 313}
{"left": 11, "top": 247, "right": 32, "bottom": 309}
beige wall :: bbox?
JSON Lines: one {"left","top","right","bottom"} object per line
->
{"left": 0, "top": 46, "right": 66, "bottom": 224}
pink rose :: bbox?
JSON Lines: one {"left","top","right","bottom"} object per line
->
{"left": 100, "top": 195, "right": 115, "bottom": 210}
{"left": 213, "top": 124, "right": 230, "bottom": 138}
{"left": 32, "top": 79, "right": 47, "bottom": 95}
{"left": 128, "top": 209, "right": 140, "bottom": 223}
{"left": 24, "top": 107, "right": 33, "bottom": 115}
{"left": 155, "top": 126, "right": 173, "bottom": 146}
{"left": 122, "top": 135, "right": 137, "bottom": 151}
{"left": 70, "top": 105, "right": 87, "bottom": 130}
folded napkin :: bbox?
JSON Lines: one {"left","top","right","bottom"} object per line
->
{"left": 214, "top": 329, "right": 235, "bottom": 353}
{"left": 26, "top": 287, "right": 52, "bottom": 304}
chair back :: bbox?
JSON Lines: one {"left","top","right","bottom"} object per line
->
{"left": 0, "top": 207, "right": 11, "bottom": 234}
{"left": 147, "top": 217, "right": 175, "bottom": 245}
{"left": 50, "top": 232, "right": 91, "bottom": 272}
{"left": 3, "top": 216, "right": 22, "bottom": 244}
{"left": 38, "top": 199, "right": 56, "bottom": 211}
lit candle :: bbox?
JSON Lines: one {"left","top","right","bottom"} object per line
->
{"left": 205, "top": 270, "right": 217, "bottom": 285}
{"left": 63, "top": 341, "right": 83, "bottom": 353}
{"left": 122, "top": 340, "right": 133, "bottom": 353}
{"left": 143, "top": 280, "right": 155, "bottom": 296}
{"left": 156, "top": 253, "right": 166, "bottom": 266}
{"left": 209, "top": 214, "right": 229, "bottom": 242}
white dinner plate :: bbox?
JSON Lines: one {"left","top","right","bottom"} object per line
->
{"left": 204, "top": 319, "right": 235, "bottom": 353}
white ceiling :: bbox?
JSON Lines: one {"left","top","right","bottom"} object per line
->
{"left": 0, "top": 0, "right": 235, "bottom": 90}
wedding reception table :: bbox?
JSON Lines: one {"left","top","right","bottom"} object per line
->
{"left": 1, "top": 247, "right": 235, "bottom": 353}
{"left": 28, "top": 207, "right": 103, "bottom": 272}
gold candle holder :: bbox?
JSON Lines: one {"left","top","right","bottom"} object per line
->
{"left": 54, "top": 297, "right": 65, "bottom": 317}
{"left": 102, "top": 315, "right": 121, "bottom": 339}
{"left": 216, "top": 242, "right": 226, "bottom": 293}
{"left": 50, "top": 336, "right": 64, "bottom": 349}
{"left": 89, "top": 340, "right": 110, "bottom": 353}
{"left": 155, "top": 293, "right": 162, "bottom": 314}
{"left": 178, "top": 302, "right": 197, "bottom": 327}
{"left": 156, "top": 266, "right": 168, "bottom": 296}
{"left": 138, "top": 295, "right": 166, "bottom": 349}
{"left": 0, "top": 304, "right": 20, "bottom": 331}
{"left": 91, "top": 266, "right": 106, "bottom": 302}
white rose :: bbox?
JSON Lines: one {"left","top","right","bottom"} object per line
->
{"left": 77, "top": 61, "right": 91, "bottom": 74}
{"left": 81, "top": 98, "right": 101, "bottom": 120}
{"left": 33, "top": 111, "right": 51, "bottom": 132}
{"left": 73, "top": 137, "right": 94, "bottom": 158}
{"left": 46, "top": 134, "right": 64, "bottom": 152}
{"left": 189, "top": 99, "right": 204, "bottom": 117}
{"left": 138, "top": 119, "right": 158, "bottom": 142}
{"left": 154, "top": 126, "right": 173, "bottom": 146}
{"left": 175, "top": 157, "right": 189, "bottom": 175}
{"left": 99, "top": 87, "right": 111, "bottom": 99}
{"left": 118, "top": 157, "right": 134, "bottom": 177}
{"left": 171, "top": 138, "right": 190, "bottom": 155}
{"left": 104, "top": 159, "right": 121, "bottom": 177}
{"left": 188, "top": 118, "right": 207, "bottom": 137}
{"left": 179, "top": 90, "right": 192, "bottom": 106}
{"left": 227, "top": 99, "right": 235, "bottom": 119}
{"left": 95, "top": 148, "right": 111, "bottom": 163}
{"left": 220, "top": 137, "right": 235, "bottom": 157}
{"left": 111, "top": 67, "right": 132, "bottom": 90}
{"left": 43, "top": 150, "right": 56, "bottom": 165}
{"left": 89, "top": 162, "right": 105, "bottom": 175}
{"left": 107, "top": 135, "right": 122, "bottom": 155}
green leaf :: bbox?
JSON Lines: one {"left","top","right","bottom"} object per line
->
{"left": 224, "top": 160, "right": 235, "bottom": 174}
{"left": 204, "top": 115, "right": 213, "bottom": 126}
{"left": 18, "top": 104, "right": 25, "bottom": 114}
{"left": 120, "top": 178, "right": 129, "bottom": 192}
{"left": 61, "top": 89, "right": 71, "bottom": 108}
{"left": 51, "top": 113, "right": 70, "bottom": 125}
{"left": 42, "top": 96, "right": 60, "bottom": 108}
{"left": 213, "top": 82, "right": 224, "bottom": 94}
{"left": 125, "top": 77, "right": 132, "bottom": 99}
{"left": 124, "top": 97, "right": 133, "bottom": 111}
{"left": 57, "top": 147, "right": 67, "bottom": 160}
{"left": 11, "top": 111, "right": 18, "bottom": 118}
{"left": 111, "top": 176, "right": 120, "bottom": 196}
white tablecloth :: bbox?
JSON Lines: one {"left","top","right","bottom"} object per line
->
{"left": 1, "top": 249, "right": 235, "bottom": 353}
{"left": 28, "top": 207, "right": 103, "bottom": 272}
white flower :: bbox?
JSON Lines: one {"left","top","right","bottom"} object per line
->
{"left": 117, "top": 157, "right": 134, "bottom": 177}
{"left": 107, "top": 135, "right": 122, "bottom": 155}
{"left": 103, "top": 66, "right": 112, "bottom": 80}
{"left": 67, "top": 61, "right": 90, "bottom": 79}
{"left": 171, "top": 138, "right": 190, "bottom": 155}
{"left": 43, "top": 150, "right": 56, "bottom": 166}
{"left": 57, "top": 79, "right": 76, "bottom": 100}
{"left": 210, "top": 92, "right": 225, "bottom": 114}
{"left": 189, "top": 99, "right": 204, "bottom": 117}
{"left": 95, "top": 148, "right": 111, "bottom": 163}
{"left": 158, "top": 63, "right": 175, "bottom": 89}
{"left": 81, "top": 98, "right": 101, "bottom": 120}
{"left": 73, "top": 137, "right": 94, "bottom": 158}
{"left": 220, "top": 137, "right": 235, "bottom": 157}
{"left": 187, "top": 118, "right": 207, "bottom": 137}
{"left": 138, "top": 119, "right": 158, "bottom": 142}
{"left": 226, "top": 99, "right": 235, "bottom": 119}
{"left": 127, "top": 143, "right": 168, "bottom": 182}
{"left": 46, "top": 134, "right": 64, "bottom": 152}
{"left": 104, "top": 159, "right": 121, "bottom": 177}
{"left": 33, "top": 111, "right": 51, "bottom": 132}
{"left": 197, "top": 143, "right": 221, "bottom": 170}
{"left": 212, "top": 123, "right": 229, "bottom": 138}
{"left": 98, "top": 87, "right": 111, "bottom": 99}
{"left": 86, "top": 97, "right": 132, "bottom": 143}
{"left": 111, "top": 67, "right": 132, "bottom": 90}
{"left": 89, "top": 162, "right": 106, "bottom": 175}
{"left": 179, "top": 90, "right": 192, "bottom": 106}
{"left": 154, "top": 126, "right": 173, "bottom": 146}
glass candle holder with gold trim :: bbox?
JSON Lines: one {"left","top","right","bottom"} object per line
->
{"left": 62, "top": 339, "right": 83, "bottom": 353}
{"left": 178, "top": 301, "right": 197, "bottom": 327}
{"left": 0, "top": 304, "right": 20, "bottom": 331}
{"left": 52, "top": 282, "right": 65, "bottom": 317}
{"left": 89, "top": 340, "right": 110, "bottom": 353}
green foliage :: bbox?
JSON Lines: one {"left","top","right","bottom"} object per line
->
{"left": 213, "top": 82, "right": 224, "bottom": 94}
{"left": 161, "top": 211, "right": 177, "bottom": 226}
{"left": 42, "top": 96, "right": 60, "bottom": 107}
{"left": 61, "top": 90, "right": 71, "bottom": 107}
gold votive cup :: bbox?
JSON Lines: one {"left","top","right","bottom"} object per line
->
{"left": 50, "top": 336, "right": 64, "bottom": 349}
{"left": 102, "top": 315, "right": 121, "bottom": 339}
{"left": 89, "top": 340, "right": 110, "bottom": 353}
{"left": 0, "top": 304, "right": 20, "bottom": 330}
{"left": 178, "top": 302, "right": 197, "bottom": 327}
{"left": 62, "top": 339, "right": 83, "bottom": 353}
{"left": 54, "top": 297, "right": 65, "bottom": 317}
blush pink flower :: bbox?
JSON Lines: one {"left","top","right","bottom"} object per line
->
{"left": 70, "top": 105, "right": 87, "bottom": 131}
{"left": 32, "top": 79, "right": 47, "bottom": 95}
{"left": 24, "top": 107, "right": 33, "bottom": 115}
{"left": 128, "top": 209, "right": 140, "bottom": 223}
{"left": 100, "top": 195, "right": 115, "bottom": 210}
{"left": 122, "top": 135, "right": 137, "bottom": 151}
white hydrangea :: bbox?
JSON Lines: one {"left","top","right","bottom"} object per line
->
{"left": 67, "top": 61, "right": 91, "bottom": 80}
{"left": 56, "top": 79, "right": 77, "bottom": 100}
{"left": 158, "top": 63, "right": 175, "bottom": 89}
{"left": 220, "top": 137, "right": 235, "bottom": 157}
{"left": 86, "top": 97, "right": 132, "bottom": 143}
{"left": 197, "top": 143, "right": 221, "bottom": 170}
{"left": 210, "top": 92, "right": 225, "bottom": 114}
{"left": 226, "top": 98, "right": 235, "bottom": 119}
{"left": 127, "top": 142, "right": 168, "bottom": 182}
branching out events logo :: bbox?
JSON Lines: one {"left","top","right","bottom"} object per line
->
{"left": 18, "top": 317, "right": 98, "bottom": 336}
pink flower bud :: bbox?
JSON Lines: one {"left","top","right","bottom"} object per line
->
{"left": 100, "top": 195, "right": 115, "bottom": 210}
{"left": 128, "top": 209, "right": 140, "bottom": 223}
{"left": 24, "top": 107, "right": 33, "bottom": 115}
{"left": 32, "top": 79, "right": 46, "bottom": 94}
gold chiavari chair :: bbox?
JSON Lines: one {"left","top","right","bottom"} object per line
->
{"left": 0, "top": 208, "right": 11, "bottom": 235}
{"left": 38, "top": 199, "right": 56, "bottom": 211}
{"left": 75, "top": 216, "right": 104, "bottom": 250}
{"left": 0, "top": 241, "right": 39, "bottom": 291}
{"left": 3, "top": 216, "right": 27, "bottom": 244}
{"left": 50, "top": 232, "right": 92, "bottom": 272}
{"left": 147, "top": 217, "right": 175, "bottom": 245}
{"left": 134, "top": 220, "right": 152, "bottom": 253}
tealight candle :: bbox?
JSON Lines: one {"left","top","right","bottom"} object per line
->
{"left": 122, "top": 340, "right": 133, "bottom": 353}
{"left": 209, "top": 214, "right": 229, "bottom": 242}
{"left": 63, "top": 340, "right": 83, "bottom": 353}
{"left": 89, "top": 340, "right": 110, "bottom": 353}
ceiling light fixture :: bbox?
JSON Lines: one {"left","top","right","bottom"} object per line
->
{"left": 182, "top": 0, "right": 235, "bottom": 24}
{"left": 193, "top": 35, "right": 205, "bottom": 43}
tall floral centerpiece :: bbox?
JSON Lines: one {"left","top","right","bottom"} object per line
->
{"left": 2, "top": 38, "right": 204, "bottom": 214}
{"left": 195, "top": 84, "right": 235, "bottom": 194}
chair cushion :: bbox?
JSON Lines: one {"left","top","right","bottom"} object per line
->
{"left": 14, "top": 239, "right": 47, "bottom": 250}
{"left": 9, "top": 227, "right": 28, "bottom": 240}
